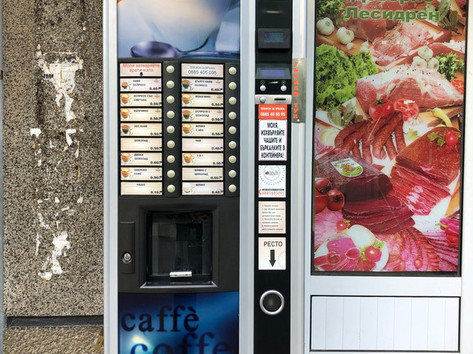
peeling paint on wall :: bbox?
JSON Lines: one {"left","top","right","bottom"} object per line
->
{"left": 32, "top": 45, "right": 85, "bottom": 280}
{"left": 38, "top": 231, "right": 71, "bottom": 280}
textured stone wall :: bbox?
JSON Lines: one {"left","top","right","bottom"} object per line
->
{"left": 3, "top": 0, "right": 103, "bottom": 317}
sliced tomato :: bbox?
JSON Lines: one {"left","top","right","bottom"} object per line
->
{"left": 394, "top": 99, "right": 420, "bottom": 121}
{"left": 368, "top": 98, "right": 394, "bottom": 121}
{"left": 451, "top": 79, "right": 464, "bottom": 94}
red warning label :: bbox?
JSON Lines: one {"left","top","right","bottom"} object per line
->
{"left": 258, "top": 105, "right": 288, "bottom": 120}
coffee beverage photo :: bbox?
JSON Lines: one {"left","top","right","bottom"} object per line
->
{"left": 182, "top": 124, "right": 192, "bottom": 135}
{"left": 182, "top": 94, "right": 192, "bottom": 105}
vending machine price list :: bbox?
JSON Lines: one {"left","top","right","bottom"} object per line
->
{"left": 119, "top": 63, "right": 164, "bottom": 196}
{"left": 118, "top": 61, "right": 240, "bottom": 197}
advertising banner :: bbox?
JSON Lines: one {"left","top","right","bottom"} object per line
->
{"left": 119, "top": 292, "right": 239, "bottom": 353}
{"left": 312, "top": 0, "right": 465, "bottom": 272}
{"left": 117, "top": 0, "right": 240, "bottom": 58}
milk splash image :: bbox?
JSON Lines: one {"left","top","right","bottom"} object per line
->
{"left": 32, "top": 45, "right": 85, "bottom": 280}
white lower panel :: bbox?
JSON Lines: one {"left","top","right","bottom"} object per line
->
{"left": 310, "top": 296, "right": 459, "bottom": 352}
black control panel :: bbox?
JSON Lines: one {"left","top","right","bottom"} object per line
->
{"left": 254, "top": 0, "right": 292, "bottom": 352}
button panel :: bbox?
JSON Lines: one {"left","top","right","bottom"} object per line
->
{"left": 118, "top": 60, "right": 239, "bottom": 198}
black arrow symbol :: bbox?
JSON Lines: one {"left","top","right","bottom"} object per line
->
{"left": 269, "top": 249, "right": 276, "bottom": 267}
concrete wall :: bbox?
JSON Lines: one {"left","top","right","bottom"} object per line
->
{"left": 3, "top": 0, "right": 103, "bottom": 350}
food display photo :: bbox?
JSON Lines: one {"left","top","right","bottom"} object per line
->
{"left": 313, "top": 0, "right": 465, "bottom": 272}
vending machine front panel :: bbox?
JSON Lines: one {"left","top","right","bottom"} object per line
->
{"left": 112, "top": 1, "right": 242, "bottom": 353}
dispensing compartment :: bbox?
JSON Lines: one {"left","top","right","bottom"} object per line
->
{"left": 145, "top": 211, "right": 213, "bottom": 286}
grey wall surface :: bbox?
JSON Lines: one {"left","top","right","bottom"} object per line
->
{"left": 3, "top": 0, "right": 103, "bottom": 318}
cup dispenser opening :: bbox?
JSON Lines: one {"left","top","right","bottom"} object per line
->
{"left": 145, "top": 211, "right": 213, "bottom": 287}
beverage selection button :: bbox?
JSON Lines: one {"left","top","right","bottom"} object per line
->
{"left": 167, "top": 140, "right": 175, "bottom": 149}
{"left": 166, "top": 126, "right": 175, "bottom": 134}
{"left": 167, "top": 155, "right": 175, "bottom": 163}
{"left": 228, "top": 126, "right": 237, "bottom": 135}
{"left": 167, "top": 170, "right": 176, "bottom": 178}
{"left": 166, "top": 96, "right": 175, "bottom": 104}
{"left": 166, "top": 111, "right": 175, "bottom": 119}
{"left": 229, "top": 155, "right": 237, "bottom": 164}
{"left": 229, "top": 170, "right": 237, "bottom": 178}
{"left": 228, "top": 112, "right": 237, "bottom": 120}
{"left": 229, "top": 97, "right": 237, "bottom": 105}
{"left": 167, "top": 184, "right": 176, "bottom": 193}
{"left": 229, "top": 141, "right": 237, "bottom": 149}
{"left": 166, "top": 65, "right": 175, "bottom": 74}
{"left": 229, "top": 67, "right": 237, "bottom": 75}
{"left": 228, "top": 184, "right": 237, "bottom": 193}
{"left": 166, "top": 80, "right": 175, "bottom": 89}
{"left": 229, "top": 82, "right": 237, "bottom": 90}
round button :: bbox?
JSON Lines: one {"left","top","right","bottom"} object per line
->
{"left": 167, "top": 140, "right": 175, "bottom": 149}
{"left": 167, "top": 170, "right": 176, "bottom": 178}
{"left": 229, "top": 141, "right": 237, "bottom": 149}
{"left": 229, "top": 170, "right": 237, "bottom": 178}
{"left": 229, "top": 67, "right": 237, "bottom": 75}
{"left": 228, "top": 184, "right": 237, "bottom": 193}
{"left": 259, "top": 96, "right": 267, "bottom": 103}
{"left": 229, "top": 155, "right": 237, "bottom": 164}
{"left": 166, "top": 80, "right": 175, "bottom": 89}
{"left": 167, "top": 155, "right": 175, "bottom": 163}
{"left": 166, "top": 65, "right": 175, "bottom": 74}
{"left": 122, "top": 252, "right": 132, "bottom": 264}
{"left": 229, "top": 82, "right": 237, "bottom": 90}
{"left": 228, "top": 126, "right": 237, "bottom": 135}
{"left": 228, "top": 112, "right": 237, "bottom": 120}
{"left": 167, "top": 111, "right": 175, "bottom": 119}
{"left": 167, "top": 126, "right": 175, "bottom": 134}
{"left": 166, "top": 96, "right": 175, "bottom": 104}
{"left": 167, "top": 184, "right": 176, "bottom": 193}
{"left": 260, "top": 85, "right": 266, "bottom": 92}
{"left": 281, "top": 85, "right": 287, "bottom": 92}
{"left": 229, "top": 97, "right": 237, "bottom": 105}
{"left": 260, "top": 290, "right": 284, "bottom": 315}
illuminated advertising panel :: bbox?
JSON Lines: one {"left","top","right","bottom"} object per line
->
{"left": 312, "top": 0, "right": 465, "bottom": 272}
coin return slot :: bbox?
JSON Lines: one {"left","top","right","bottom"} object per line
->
{"left": 146, "top": 211, "right": 213, "bottom": 286}
{"left": 260, "top": 290, "right": 284, "bottom": 315}
{"left": 274, "top": 97, "right": 287, "bottom": 101}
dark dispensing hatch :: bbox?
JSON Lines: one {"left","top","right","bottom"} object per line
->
{"left": 146, "top": 211, "right": 213, "bottom": 286}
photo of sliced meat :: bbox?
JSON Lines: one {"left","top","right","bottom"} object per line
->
{"left": 378, "top": 228, "right": 440, "bottom": 271}
{"left": 313, "top": 238, "right": 361, "bottom": 271}
{"left": 343, "top": 196, "right": 414, "bottom": 234}
{"left": 390, "top": 127, "right": 460, "bottom": 215}
{"left": 356, "top": 65, "right": 463, "bottom": 112}
{"left": 371, "top": 22, "right": 433, "bottom": 66}
{"left": 316, "top": 154, "right": 392, "bottom": 202}
{"left": 429, "top": 40, "right": 465, "bottom": 58}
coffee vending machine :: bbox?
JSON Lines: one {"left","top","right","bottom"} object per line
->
{"left": 104, "top": 0, "right": 305, "bottom": 353}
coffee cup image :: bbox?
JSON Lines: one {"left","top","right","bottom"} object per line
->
{"left": 183, "top": 153, "right": 193, "bottom": 164}
{"left": 183, "top": 182, "right": 193, "bottom": 194}
{"left": 181, "top": 79, "right": 192, "bottom": 90}
{"left": 182, "top": 124, "right": 192, "bottom": 135}
{"left": 182, "top": 94, "right": 192, "bottom": 105}
{"left": 121, "top": 124, "right": 131, "bottom": 135}
{"left": 121, "top": 153, "right": 131, "bottom": 163}
{"left": 121, "top": 81, "right": 129, "bottom": 90}
{"left": 182, "top": 109, "right": 193, "bottom": 120}
{"left": 121, "top": 94, "right": 130, "bottom": 105}
{"left": 121, "top": 109, "right": 130, "bottom": 119}
{"left": 121, "top": 168, "right": 131, "bottom": 178}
